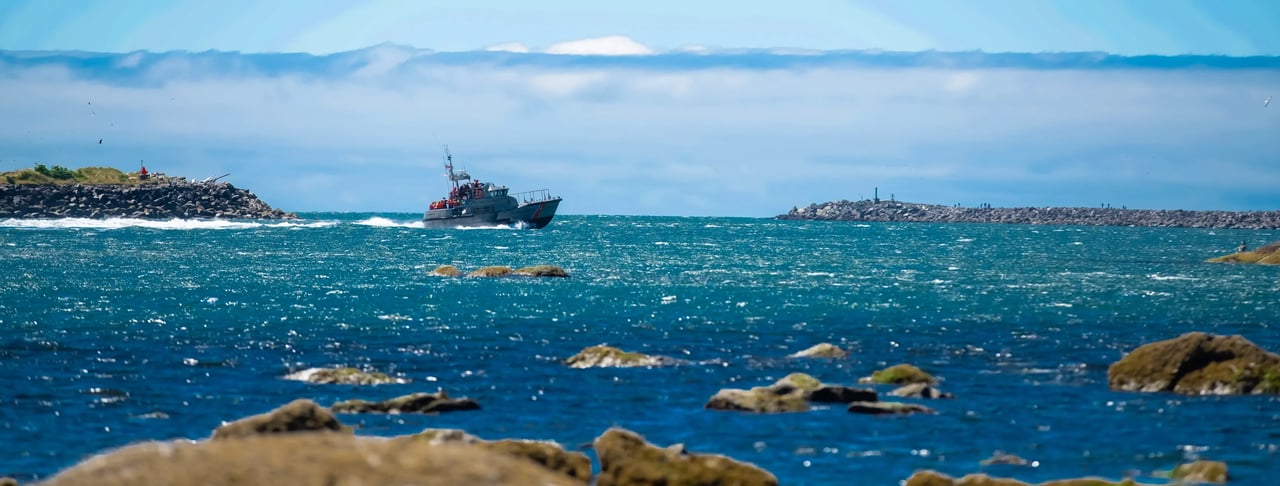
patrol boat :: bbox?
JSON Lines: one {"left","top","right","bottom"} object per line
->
{"left": 422, "top": 149, "right": 561, "bottom": 229}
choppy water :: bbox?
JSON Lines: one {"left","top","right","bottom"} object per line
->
{"left": 3, "top": 214, "right": 1279, "bottom": 484}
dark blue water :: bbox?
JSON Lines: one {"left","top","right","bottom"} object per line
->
{"left": 3, "top": 214, "right": 1279, "bottom": 484}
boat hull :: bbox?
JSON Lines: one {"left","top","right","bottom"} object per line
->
{"left": 423, "top": 198, "right": 560, "bottom": 229}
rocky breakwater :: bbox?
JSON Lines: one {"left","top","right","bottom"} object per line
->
{"left": 780, "top": 199, "right": 1280, "bottom": 229}
{"left": 0, "top": 181, "right": 294, "bottom": 219}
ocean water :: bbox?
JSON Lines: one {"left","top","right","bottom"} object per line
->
{"left": 2, "top": 213, "right": 1279, "bottom": 485}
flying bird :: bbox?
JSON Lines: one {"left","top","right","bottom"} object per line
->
{"left": 98, "top": 139, "right": 103, "bottom": 144}
{"left": 1266, "top": 96, "right": 1272, "bottom": 108}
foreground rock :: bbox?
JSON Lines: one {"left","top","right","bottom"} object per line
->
{"left": 211, "top": 399, "right": 350, "bottom": 439}
{"left": 283, "top": 367, "right": 404, "bottom": 385}
{"left": 396, "top": 428, "right": 591, "bottom": 483}
{"left": 860, "top": 364, "right": 938, "bottom": 385}
{"left": 594, "top": 427, "right": 778, "bottom": 486}
{"left": 705, "top": 373, "right": 877, "bottom": 413}
{"left": 788, "top": 342, "right": 849, "bottom": 358}
{"left": 38, "top": 433, "right": 582, "bottom": 486}
{"left": 331, "top": 390, "right": 480, "bottom": 414}
{"left": 0, "top": 180, "right": 294, "bottom": 219}
{"left": 1168, "top": 460, "right": 1228, "bottom": 483}
{"left": 1108, "top": 332, "right": 1280, "bottom": 395}
{"left": 564, "top": 345, "right": 683, "bottom": 368}
{"left": 1207, "top": 240, "right": 1280, "bottom": 264}
{"left": 781, "top": 199, "right": 1280, "bottom": 229}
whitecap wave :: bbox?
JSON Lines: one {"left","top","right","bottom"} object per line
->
{"left": 1148, "top": 274, "right": 1197, "bottom": 281}
{"left": 354, "top": 217, "right": 424, "bottom": 228}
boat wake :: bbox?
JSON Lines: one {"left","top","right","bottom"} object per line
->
{"left": 354, "top": 217, "right": 425, "bottom": 228}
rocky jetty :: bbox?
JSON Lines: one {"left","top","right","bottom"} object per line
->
{"left": 0, "top": 180, "right": 294, "bottom": 219}
{"left": 780, "top": 199, "right": 1280, "bottom": 229}
{"left": 1108, "top": 332, "right": 1280, "bottom": 395}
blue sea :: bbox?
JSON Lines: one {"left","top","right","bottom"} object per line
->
{"left": 3, "top": 214, "right": 1279, "bottom": 485}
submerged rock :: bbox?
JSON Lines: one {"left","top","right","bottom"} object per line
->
{"left": 211, "top": 399, "right": 350, "bottom": 439}
{"left": 593, "top": 427, "right": 778, "bottom": 486}
{"left": 1108, "top": 332, "right": 1280, "bottom": 395}
{"left": 859, "top": 364, "right": 938, "bottom": 385}
{"left": 331, "top": 390, "right": 480, "bottom": 414}
{"left": 282, "top": 367, "right": 404, "bottom": 385}
{"left": 889, "top": 383, "right": 955, "bottom": 399}
{"left": 788, "top": 342, "right": 849, "bottom": 358}
{"left": 563, "top": 345, "right": 681, "bottom": 368}
{"left": 37, "top": 433, "right": 582, "bottom": 486}
{"left": 847, "top": 401, "right": 936, "bottom": 415}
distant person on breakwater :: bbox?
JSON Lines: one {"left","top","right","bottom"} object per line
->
{"left": 1239, "top": 241, "right": 1248, "bottom": 252}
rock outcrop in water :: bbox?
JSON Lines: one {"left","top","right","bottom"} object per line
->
{"left": 564, "top": 345, "right": 684, "bottom": 368}
{"left": 859, "top": 364, "right": 938, "bottom": 385}
{"left": 594, "top": 427, "right": 778, "bottom": 486}
{"left": 330, "top": 390, "right": 481, "bottom": 414}
{"left": 282, "top": 367, "right": 405, "bottom": 385}
{"left": 705, "top": 373, "right": 878, "bottom": 413}
{"left": 1206, "top": 240, "right": 1280, "bottom": 264}
{"left": 1108, "top": 332, "right": 1280, "bottom": 395}
{"left": 0, "top": 180, "right": 294, "bottom": 219}
{"left": 780, "top": 199, "right": 1280, "bottom": 229}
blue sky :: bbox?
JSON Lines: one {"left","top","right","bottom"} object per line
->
{"left": 1, "top": 1, "right": 1278, "bottom": 215}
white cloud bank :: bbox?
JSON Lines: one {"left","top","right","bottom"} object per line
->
{"left": 0, "top": 40, "right": 1277, "bottom": 216}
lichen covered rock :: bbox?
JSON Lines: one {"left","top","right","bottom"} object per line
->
{"left": 1168, "top": 459, "right": 1228, "bottom": 483}
{"left": 1206, "top": 241, "right": 1280, "bottom": 264}
{"left": 890, "top": 383, "right": 955, "bottom": 399}
{"left": 394, "top": 429, "right": 591, "bottom": 483}
{"left": 594, "top": 427, "right": 777, "bottom": 486}
{"left": 468, "top": 266, "right": 514, "bottom": 277}
{"left": 705, "top": 373, "right": 876, "bottom": 413}
{"left": 1108, "top": 332, "right": 1280, "bottom": 395}
{"left": 563, "top": 345, "right": 681, "bottom": 368}
{"left": 860, "top": 364, "right": 938, "bottom": 385}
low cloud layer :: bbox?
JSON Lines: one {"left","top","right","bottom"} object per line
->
{"left": 1, "top": 38, "right": 1277, "bottom": 215}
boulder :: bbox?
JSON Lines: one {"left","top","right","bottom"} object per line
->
{"left": 429, "top": 265, "right": 463, "bottom": 277}
{"left": 705, "top": 373, "right": 876, "bottom": 412}
{"left": 331, "top": 390, "right": 480, "bottom": 414}
{"left": 564, "top": 345, "right": 681, "bottom": 368}
{"left": 593, "top": 427, "right": 778, "bottom": 486}
{"left": 847, "top": 401, "right": 936, "bottom": 415}
{"left": 860, "top": 364, "right": 938, "bottom": 385}
{"left": 211, "top": 399, "right": 350, "bottom": 439}
{"left": 979, "top": 451, "right": 1029, "bottom": 466}
{"left": 468, "top": 266, "right": 514, "bottom": 277}
{"left": 394, "top": 429, "right": 591, "bottom": 483}
{"left": 514, "top": 265, "right": 570, "bottom": 277}
{"left": 282, "top": 367, "right": 404, "bottom": 385}
{"left": 704, "top": 387, "right": 810, "bottom": 413}
{"left": 903, "top": 470, "right": 1153, "bottom": 485}
{"left": 1168, "top": 460, "right": 1228, "bottom": 483}
{"left": 37, "top": 432, "right": 582, "bottom": 486}
{"left": 1108, "top": 332, "right": 1280, "bottom": 395}
{"left": 890, "top": 383, "right": 955, "bottom": 399}
{"left": 788, "top": 342, "right": 849, "bottom": 358}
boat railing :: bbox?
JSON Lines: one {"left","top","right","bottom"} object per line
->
{"left": 511, "top": 189, "right": 555, "bottom": 204}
